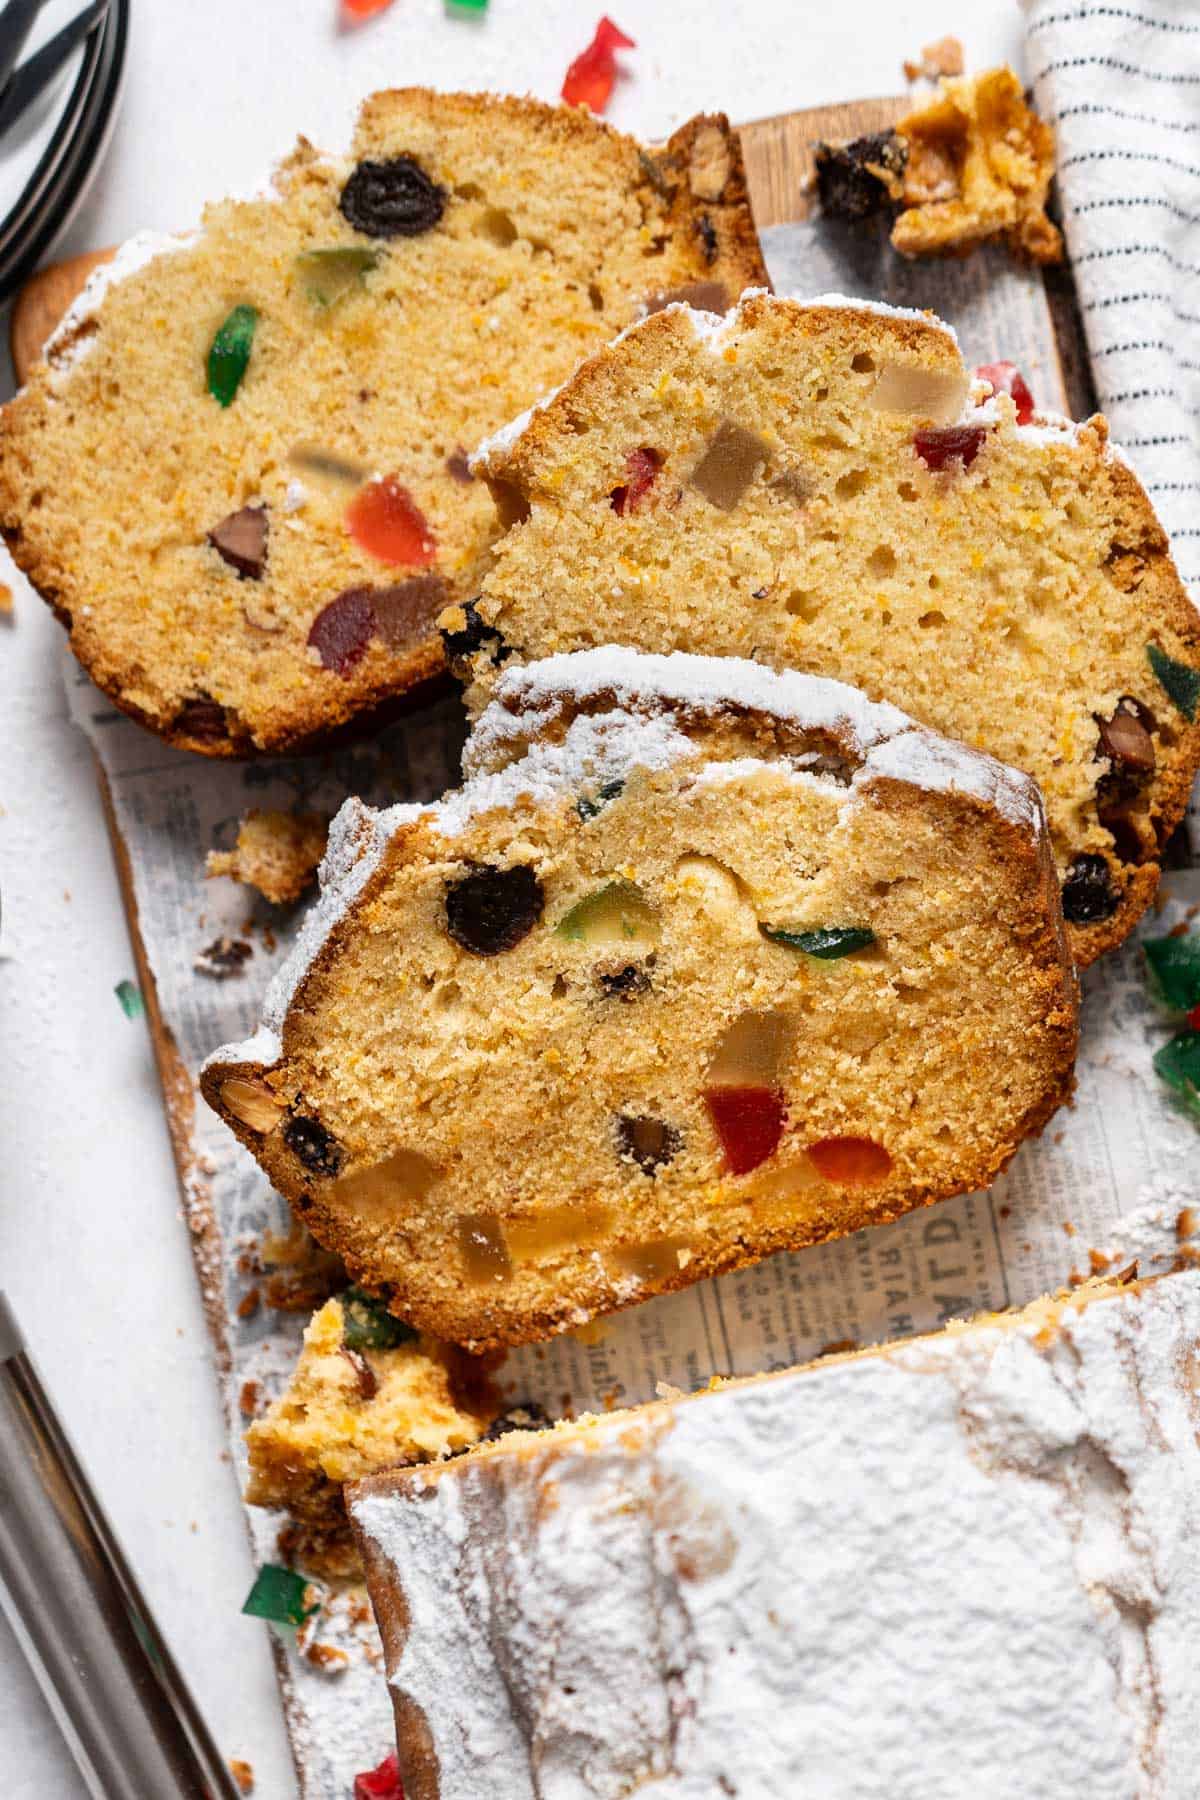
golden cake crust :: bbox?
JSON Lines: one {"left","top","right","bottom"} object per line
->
{"left": 0, "top": 91, "right": 766, "bottom": 757}
{"left": 464, "top": 293, "right": 1200, "bottom": 966}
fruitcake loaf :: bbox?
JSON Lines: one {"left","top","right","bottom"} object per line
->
{"left": 243, "top": 1292, "right": 493, "bottom": 1576}
{"left": 347, "top": 1269, "right": 1200, "bottom": 1800}
{"left": 0, "top": 92, "right": 763, "bottom": 756}
{"left": 458, "top": 290, "right": 1200, "bottom": 964}
{"left": 202, "top": 650, "right": 1077, "bottom": 1350}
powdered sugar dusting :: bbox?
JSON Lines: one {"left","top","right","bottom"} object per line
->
{"left": 350, "top": 1272, "right": 1200, "bottom": 1799}
{"left": 44, "top": 233, "right": 195, "bottom": 387}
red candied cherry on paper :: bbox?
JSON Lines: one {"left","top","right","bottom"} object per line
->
{"left": 346, "top": 477, "right": 437, "bottom": 567}
{"left": 912, "top": 425, "right": 986, "bottom": 472}
{"left": 561, "top": 17, "right": 635, "bottom": 114}
{"left": 341, "top": 0, "right": 395, "bottom": 19}
{"left": 704, "top": 1086, "right": 786, "bottom": 1176}
{"left": 974, "top": 360, "right": 1035, "bottom": 425}
{"left": 354, "top": 1751, "right": 404, "bottom": 1799}
{"left": 610, "top": 448, "right": 663, "bottom": 515}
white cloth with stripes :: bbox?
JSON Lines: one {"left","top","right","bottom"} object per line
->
{"left": 1024, "top": 0, "right": 1200, "bottom": 600}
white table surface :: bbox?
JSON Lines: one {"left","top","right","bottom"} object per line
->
{"left": 0, "top": 2, "right": 1023, "bottom": 1793}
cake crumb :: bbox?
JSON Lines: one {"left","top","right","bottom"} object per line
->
{"left": 904, "top": 35, "right": 964, "bottom": 82}
{"left": 229, "top": 1759, "right": 254, "bottom": 1794}
{"left": 207, "top": 809, "right": 328, "bottom": 906}
{"left": 0, "top": 581, "right": 12, "bottom": 617}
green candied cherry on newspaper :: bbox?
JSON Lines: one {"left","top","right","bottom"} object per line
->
{"left": 1153, "top": 1031, "right": 1200, "bottom": 1120}
{"left": 759, "top": 924, "right": 875, "bottom": 958}
{"left": 340, "top": 1285, "right": 417, "bottom": 1352}
{"left": 1146, "top": 642, "right": 1200, "bottom": 722}
{"left": 207, "top": 305, "right": 258, "bottom": 407}
{"left": 294, "top": 246, "right": 379, "bottom": 308}
{"left": 1144, "top": 933, "right": 1200, "bottom": 1020}
{"left": 353, "top": 1752, "right": 404, "bottom": 1800}
{"left": 241, "top": 1564, "right": 319, "bottom": 1627}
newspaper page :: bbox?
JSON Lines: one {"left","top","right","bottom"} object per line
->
{"left": 63, "top": 217, "right": 1200, "bottom": 1797}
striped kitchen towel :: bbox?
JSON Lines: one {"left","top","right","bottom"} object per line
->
{"left": 1024, "top": 0, "right": 1200, "bottom": 599}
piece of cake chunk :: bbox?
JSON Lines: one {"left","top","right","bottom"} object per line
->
{"left": 348, "top": 1270, "right": 1200, "bottom": 1800}
{"left": 0, "top": 90, "right": 764, "bottom": 755}
{"left": 460, "top": 290, "right": 1200, "bottom": 964}
{"left": 202, "top": 650, "right": 1076, "bottom": 1350}
{"left": 244, "top": 1294, "right": 491, "bottom": 1549}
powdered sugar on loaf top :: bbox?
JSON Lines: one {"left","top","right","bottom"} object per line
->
{"left": 350, "top": 1273, "right": 1200, "bottom": 1800}
{"left": 44, "top": 233, "right": 195, "bottom": 387}
{"left": 479, "top": 649, "right": 1041, "bottom": 831}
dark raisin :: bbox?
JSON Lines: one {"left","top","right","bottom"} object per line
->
{"left": 814, "top": 131, "right": 907, "bottom": 222}
{"left": 1096, "top": 697, "right": 1156, "bottom": 775}
{"left": 439, "top": 599, "right": 509, "bottom": 666}
{"left": 615, "top": 1113, "right": 682, "bottom": 1175}
{"left": 695, "top": 215, "right": 718, "bottom": 264}
{"left": 1102, "top": 813, "right": 1146, "bottom": 866}
{"left": 371, "top": 574, "right": 447, "bottom": 650}
{"left": 283, "top": 1113, "right": 344, "bottom": 1176}
{"left": 445, "top": 448, "right": 473, "bottom": 484}
{"left": 598, "top": 964, "right": 653, "bottom": 1000}
{"left": 1061, "top": 853, "right": 1120, "bottom": 925}
{"left": 482, "top": 1401, "right": 552, "bottom": 1442}
{"left": 307, "top": 586, "right": 377, "bottom": 675}
{"left": 340, "top": 156, "right": 446, "bottom": 239}
{"left": 643, "top": 280, "right": 730, "bottom": 316}
{"left": 208, "top": 505, "right": 268, "bottom": 579}
{"left": 444, "top": 864, "right": 544, "bottom": 955}
{"left": 175, "top": 696, "right": 229, "bottom": 742}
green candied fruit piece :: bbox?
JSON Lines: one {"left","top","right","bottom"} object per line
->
{"left": 1146, "top": 642, "right": 1200, "bottom": 721}
{"left": 555, "top": 880, "right": 660, "bottom": 949}
{"left": 294, "top": 247, "right": 380, "bottom": 308}
{"left": 576, "top": 779, "right": 625, "bottom": 822}
{"left": 207, "top": 305, "right": 258, "bottom": 407}
{"left": 340, "top": 1285, "right": 418, "bottom": 1353}
{"left": 759, "top": 925, "right": 876, "bottom": 959}
{"left": 1153, "top": 1030, "right": 1200, "bottom": 1120}
{"left": 447, "top": 0, "right": 488, "bottom": 10}
{"left": 1143, "top": 934, "right": 1200, "bottom": 1015}
{"left": 114, "top": 979, "right": 143, "bottom": 1019}
{"left": 241, "top": 1564, "right": 319, "bottom": 1626}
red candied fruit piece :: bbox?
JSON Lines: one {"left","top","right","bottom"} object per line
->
{"left": 347, "top": 477, "right": 437, "bottom": 567}
{"left": 308, "top": 586, "right": 376, "bottom": 675}
{"left": 974, "top": 360, "right": 1035, "bottom": 426}
{"left": 806, "top": 1136, "right": 893, "bottom": 1185}
{"left": 342, "top": 0, "right": 394, "bottom": 18}
{"left": 704, "top": 1086, "right": 786, "bottom": 1176}
{"left": 912, "top": 425, "right": 986, "bottom": 473}
{"left": 610, "top": 447, "right": 663, "bottom": 515}
{"left": 561, "top": 17, "right": 636, "bottom": 114}
{"left": 354, "top": 1752, "right": 404, "bottom": 1799}
{"left": 1188, "top": 1003, "right": 1200, "bottom": 1031}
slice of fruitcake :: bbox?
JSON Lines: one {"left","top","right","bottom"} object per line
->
{"left": 0, "top": 92, "right": 764, "bottom": 756}
{"left": 347, "top": 1269, "right": 1200, "bottom": 1800}
{"left": 243, "top": 1291, "right": 492, "bottom": 1573}
{"left": 202, "top": 650, "right": 1077, "bottom": 1350}
{"left": 457, "top": 290, "right": 1200, "bottom": 964}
